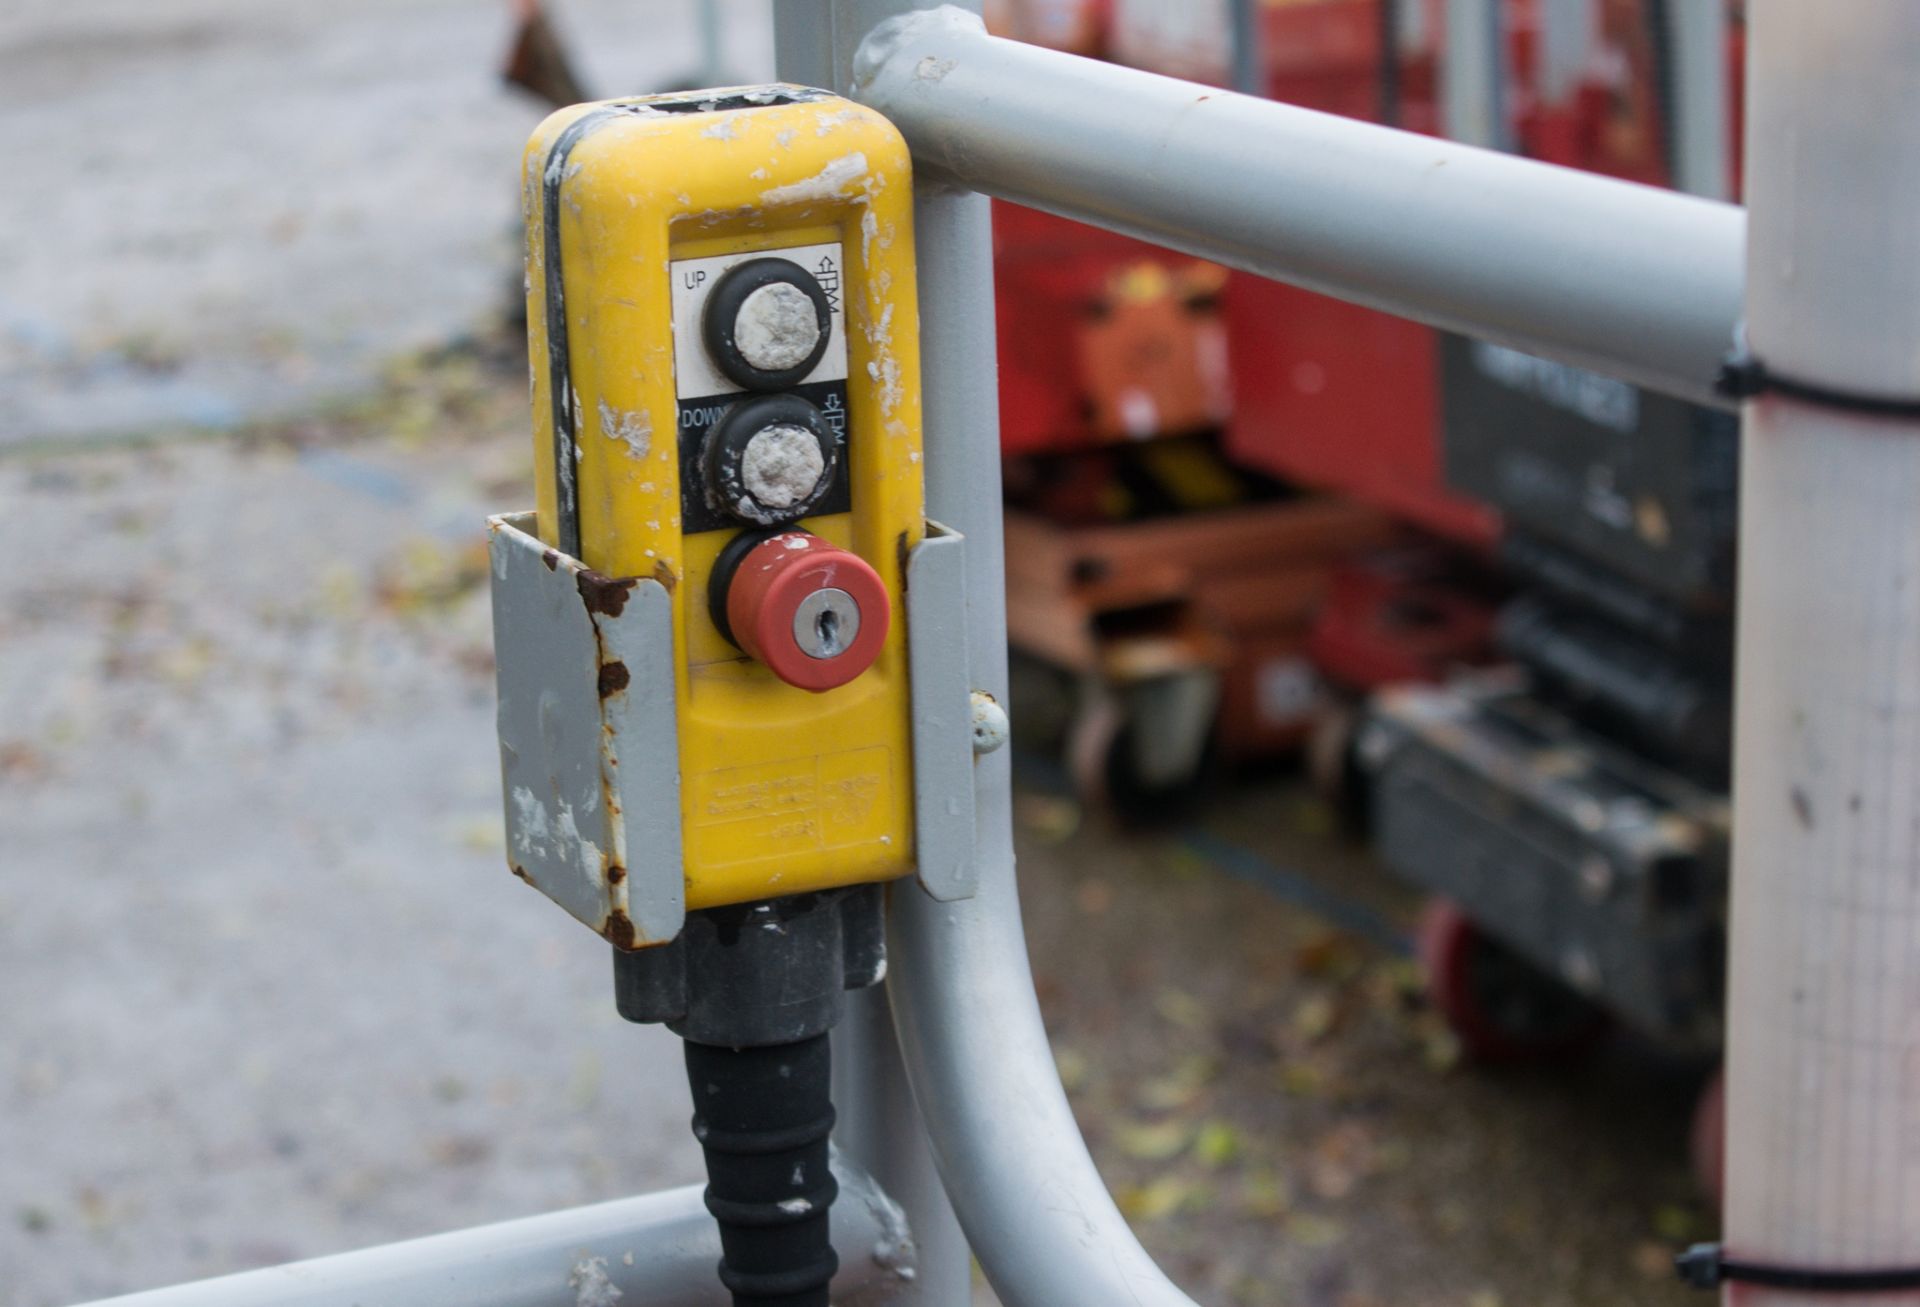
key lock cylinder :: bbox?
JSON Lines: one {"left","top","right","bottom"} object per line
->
{"left": 486, "top": 87, "right": 982, "bottom": 1307}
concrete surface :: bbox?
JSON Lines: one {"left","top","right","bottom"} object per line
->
{"left": 0, "top": 0, "right": 773, "bottom": 446}
{"left": 0, "top": 399, "right": 720, "bottom": 1306}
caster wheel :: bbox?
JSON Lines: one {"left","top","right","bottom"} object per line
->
{"left": 1064, "top": 696, "right": 1213, "bottom": 821}
{"left": 1690, "top": 1066, "right": 1725, "bottom": 1205}
{"left": 1417, "top": 898, "right": 1610, "bottom": 1063}
{"left": 1065, "top": 695, "right": 1126, "bottom": 810}
{"left": 1306, "top": 698, "right": 1370, "bottom": 835}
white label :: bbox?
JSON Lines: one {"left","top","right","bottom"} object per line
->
{"left": 1255, "top": 656, "right": 1320, "bottom": 726}
{"left": 1468, "top": 338, "right": 1640, "bottom": 434}
{"left": 670, "top": 242, "right": 847, "bottom": 400}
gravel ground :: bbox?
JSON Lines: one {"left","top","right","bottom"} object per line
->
{"left": 1016, "top": 773, "right": 1716, "bottom": 1307}
{"left": 0, "top": 356, "right": 708, "bottom": 1306}
{"left": 0, "top": 0, "right": 773, "bottom": 446}
{"left": 0, "top": 353, "right": 1718, "bottom": 1306}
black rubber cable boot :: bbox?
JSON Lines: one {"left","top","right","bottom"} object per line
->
{"left": 685, "top": 1034, "right": 838, "bottom": 1307}
{"left": 615, "top": 888, "right": 883, "bottom": 1305}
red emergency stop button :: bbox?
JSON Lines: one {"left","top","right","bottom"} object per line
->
{"left": 715, "top": 531, "right": 889, "bottom": 692}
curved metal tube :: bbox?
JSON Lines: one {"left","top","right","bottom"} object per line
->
{"left": 859, "top": 80, "right": 1205, "bottom": 1307}
{"left": 885, "top": 834, "right": 1199, "bottom": 1307}
{"left": 844, "top": 5, "right": 1734, "bottom": 1303}
{"left": 73, "top": 1157, "right": 912, "bottom": 1307}
{"left": 854, "top": 7, "right": 1745, "bottom": 407}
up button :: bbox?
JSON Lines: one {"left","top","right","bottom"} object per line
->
{"left": 701, "top": 257, "right": 833, "bottom": 391}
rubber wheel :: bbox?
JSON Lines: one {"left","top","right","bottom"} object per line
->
{"left": 1306, "top": 698, "right": 1371, "bottom": 836}
{"left": 1690, "top": 1066, "right": 1726, "bottom": 1205}
{"left": 1065, "top": 697, "right": 1213, "bottom": 822}
{"left": 1417, "top": 898, "right": 1611, "bottom": 1063}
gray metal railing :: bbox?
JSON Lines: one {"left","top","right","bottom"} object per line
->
{"left": 76, "top": 3, "right": 1920, "bottom": 1306}
{"left": 77, "top": 1157, "right": 911, "bottom": 1307}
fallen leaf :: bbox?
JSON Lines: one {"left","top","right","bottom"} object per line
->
{"left": 1241, "top": 1169, "right": 1291, "bottom": 1217}
{"left": 1154, "top": 987, "right": 1209, "bottom": 1032}
{"left": 1653, "top": 1202, "right": 1705, "bottom": 1244}
{"left": 1292, "top": 993, "right": 1338, "bottom": 1043}
{"left": 1308, "top": 1122, "right": 1378, "bottom": 1200}
{"left": 1194, "top": 1120, "right": 1241, "bottom": 1168}
{"left": 1633, "top": 1240, "right": 1677, "bottom": 1279}
{"left": 1295, "top": 931, "right": 1366, "bottom": 980}
{"left": 1289, "top": 1212, "right": 1345, "bottom": 1247}
{"left": 1055, "top": 1045, "right": 1090, "bottom": 1093}
{"left": 427, "top": 1134, "right": 493, "bottom": 1166}
{"left": 1136, "top": 1055, "right": 1219, "bottom": 1111}
{"left": 1422, "top": 1026, "right": 1463, "bottom": 1072}
{"left": 1277, "top": 1062, "right": 1329, "bottom": 1099}
{"left": 452, "top": 816, "right": 504, "bottom": 852}
{"left": 1119, "top": 1118, "right": 1194, "bottom": 1161}
{"left": 1118, "top": 1176, "right": 1206, "bottom": 1222}
{"left": 1016, "top": 793, "right": 1080, "bottom": 843}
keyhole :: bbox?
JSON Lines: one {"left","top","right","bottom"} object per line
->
{"left": 791, "top": 587, "right": 859, "bottom": 660}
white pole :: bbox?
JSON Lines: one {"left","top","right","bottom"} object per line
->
{"left": 1443, "top": 0, "right": 1507, "bottom": 148}
{"left": 1668, "top": 0, "right": 1728, "bottom": 200}
{"left": 1723, "top": 2, "right": 1920, "bottom": 1300}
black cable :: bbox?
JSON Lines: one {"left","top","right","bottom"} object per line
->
{"left": 1718, "top": 354, "right": 1920, "bottom": 418}
{"left": 615, "top": 888, "right": 885, "bottom": 1305}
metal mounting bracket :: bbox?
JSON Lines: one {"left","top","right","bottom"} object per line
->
{"left": 491, "top": 511, "right": 975, "bottom": 942}
{"left": 906, "top": 519, "right": 977, "bottom": 902}
{"left": 488, "top": 511, "right": 685, "bottom": 949}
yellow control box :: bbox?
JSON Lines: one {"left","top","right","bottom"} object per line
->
{"left": 522, "top": 86, "right": 925, "bottom": 915}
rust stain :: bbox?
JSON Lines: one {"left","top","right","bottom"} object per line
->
{"left": 576, "top": 568, "right": 638, "bottom": 617}
{"left": 652, "top": 559, "right": 679, "bottom": 592}
{"left": 604, "top": 908, "right": 638, "bottom": 949}
{"left": 607, "top": 864, "right": 627, "bottom": 885}
{"left": 510, "top": 863, "right": 533, "bottom": 883}
{"left": 541, "top": 548, "right": 561, "bottom": 572}
{"left": 598, "top": 659, "right": 631, "bottom": 698}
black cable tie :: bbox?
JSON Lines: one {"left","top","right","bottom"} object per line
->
{"left": 1716, "top": 352, "right": 1920, "bottom": 418}
{"left": 1677, "top": 1242, "right": 1920, "bottom": 1292}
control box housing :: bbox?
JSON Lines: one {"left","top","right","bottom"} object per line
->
{"left": 521, "top": 86, "right": 926, "bottom": 915}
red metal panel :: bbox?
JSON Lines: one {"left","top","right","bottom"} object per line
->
{"left": 1220, "top": 278, "right": 1497, "bottom": 545}
{"left": 993, "top": 202, "right": 1230, "bottom": 455}
{"left": 1224, "top": 0, "right": 1496, "bottom": 542}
